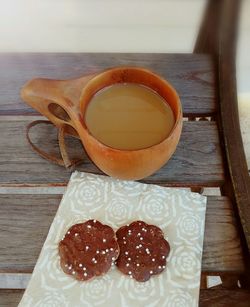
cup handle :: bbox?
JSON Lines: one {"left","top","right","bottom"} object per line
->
{"left": 20, "top": 74, "right": 95, "bottom": 134}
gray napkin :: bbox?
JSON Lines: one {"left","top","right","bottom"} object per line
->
{"left": 19, "top": 171, "right": 207, "bottom": 307}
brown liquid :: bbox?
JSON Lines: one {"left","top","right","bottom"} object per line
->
{"left": 85, "top": 83, "right": 175, "bottom": 150}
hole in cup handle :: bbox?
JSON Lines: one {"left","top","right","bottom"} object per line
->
{"left": 48, "top": 103, "right": 70, "bottom": 122}
{"left": 21, "top": 77, "right": 79, "bottom": 131}
{"left": 47, "top": 102, "right": 79, "bottom": 138}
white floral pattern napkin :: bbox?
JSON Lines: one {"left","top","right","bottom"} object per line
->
{"left": 19, "top": 171, "right": 207, "bottom": 307}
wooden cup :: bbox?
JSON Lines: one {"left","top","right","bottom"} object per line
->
{"left": 21, "top": 67, "right": 182, "bottom": 180}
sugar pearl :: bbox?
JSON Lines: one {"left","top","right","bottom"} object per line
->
{"left": 79, "top": 263, "right": 83, "bottom": 267}
{"left": 72, "top": 271, "right": 76, "bottom": 275}
{"left": 74, "top": 233, "right": 78, "bottom": 237}
{"left": 152, "top": 258, "right": 155, "bottom": 262}
{"left": 86, "top": 246, "right": 89, "bottom": 251}
{"left": 93, "top": 220, "right": 97, "bottom": 223}
{"left": 128, "top": 258, "right": 131, "bottom": 261}
{"left": 123, "top": 237, "right": 126, "bottom": 240}
{"left": 106, "top": 249, "right": 109, "bottom": 252}
{"left": 83, "top": 267, "right": 86, "bottom": 271}
{"left": 96, "top": 250, "right": 100, "bottom": 254}
{"left": 102, "top": 251, "right": 106, "bottom": 254}
{"left": 158, "top": 266, "right": 162, "bottom": 269}
{"left": 139, "top": 244, "right": 142, "bottom": 248}
{"left": 126, "top": 263, "right": 129, "bottom": 267}
{"left": 103, "top": 239, "right": 106, "bottom": 243}
{"left": 162, "top": 256, "right": 165, "bottom": 259}
{"left": 130, "top": 275, "right": 133, "bottom": 279}
{"left": 136, "top": 263, "right": 140, "bottom": 267}
{"left": 112, "top": 257, "right": 116, "bottom": 261}
{"left": 67, "top": 231, "right": 70, "bottom": 234}
{"left": 92, "top": 258, "right": 96, "bottom": 262}
{"left": 110, "top": 248, "right": 114, "bottom": 251}
{"left": 140, "top": 237, "right": 143, "bottom": 241}
{"left": 84, "top": 273, "right": 87, "bottom": 277}
{"left": 125, "top": 251, "right": 129, "bottom": 255}
{"left": 163, "top": 265, "right": 166, "bottom": 269}
{"left": 150, "top": 270, "right": 153, "bottom": 274}
{"left": 128, "top": 271, "right": 132, "bottom": 275}
{"left": 68, "top": 265, "right": 72, "bottom": 270}
{"left": 87, "top": 225, "right": 91, "bottom": 229}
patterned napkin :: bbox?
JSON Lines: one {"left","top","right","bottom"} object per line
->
{"left": 19, "top": 171, "right": 207, "bottom": 307}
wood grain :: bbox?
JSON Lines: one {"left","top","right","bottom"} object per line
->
{"left": 0, "top": 53, "right": 216, "bottom": 116}
{"left": 199, "top": 289, "right": 250, "bottom": 306}
{"left": 0, "top": 195, "right": 60, "bottom": 273}
{"left": 0, "top": 120, "right": 224, "bottom": 187}
{"left": 0, "top": 290, "right": 24, "bottom": 307}
{"left": 202, "top": 197, "right": 244, "bottom": 273}
{"left": 0, "top": 195, "right": 244, "bottom": 274}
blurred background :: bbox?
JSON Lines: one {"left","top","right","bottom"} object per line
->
{"left": 0, "top": 0, "right": 249, "bottom": 165}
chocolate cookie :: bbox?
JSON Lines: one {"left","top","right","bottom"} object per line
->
{"left": 116, "top": 221, "right": 170, "bottom": 282}
{"left": 59, "top": 220, "right": 119, "bottom": 281}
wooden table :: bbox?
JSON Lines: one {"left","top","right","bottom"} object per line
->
{"left": 0, "top": 53, "right": 249, "bottom": 306}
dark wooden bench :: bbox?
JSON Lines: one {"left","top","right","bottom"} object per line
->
{"left": 0, "top": 0, "right": 249, "bottom": 306}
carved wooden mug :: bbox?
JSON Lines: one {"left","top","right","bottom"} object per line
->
{"left": 21, "top": 67, "right": 182, "bottom": 180}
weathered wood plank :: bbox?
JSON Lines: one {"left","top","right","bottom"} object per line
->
{"left": 199, "top": 289, "right": 250, "bottom": 306}
{"left": 202, "top": 197, "right": 244, "bottom": 273}
{"left": 0, "top": 290, "right": 24, "bottom": 307}
{"left": 0, "top": 195, "right": 60, "bottom": 273}
{"left": 0, "top": 195, "right": 244, "bottom": 274}
{"left": 0, "top": 53, "right": 216, "bottom": 116}
{"left": 0, "top": 121, "right": 224, "bottom": 187}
